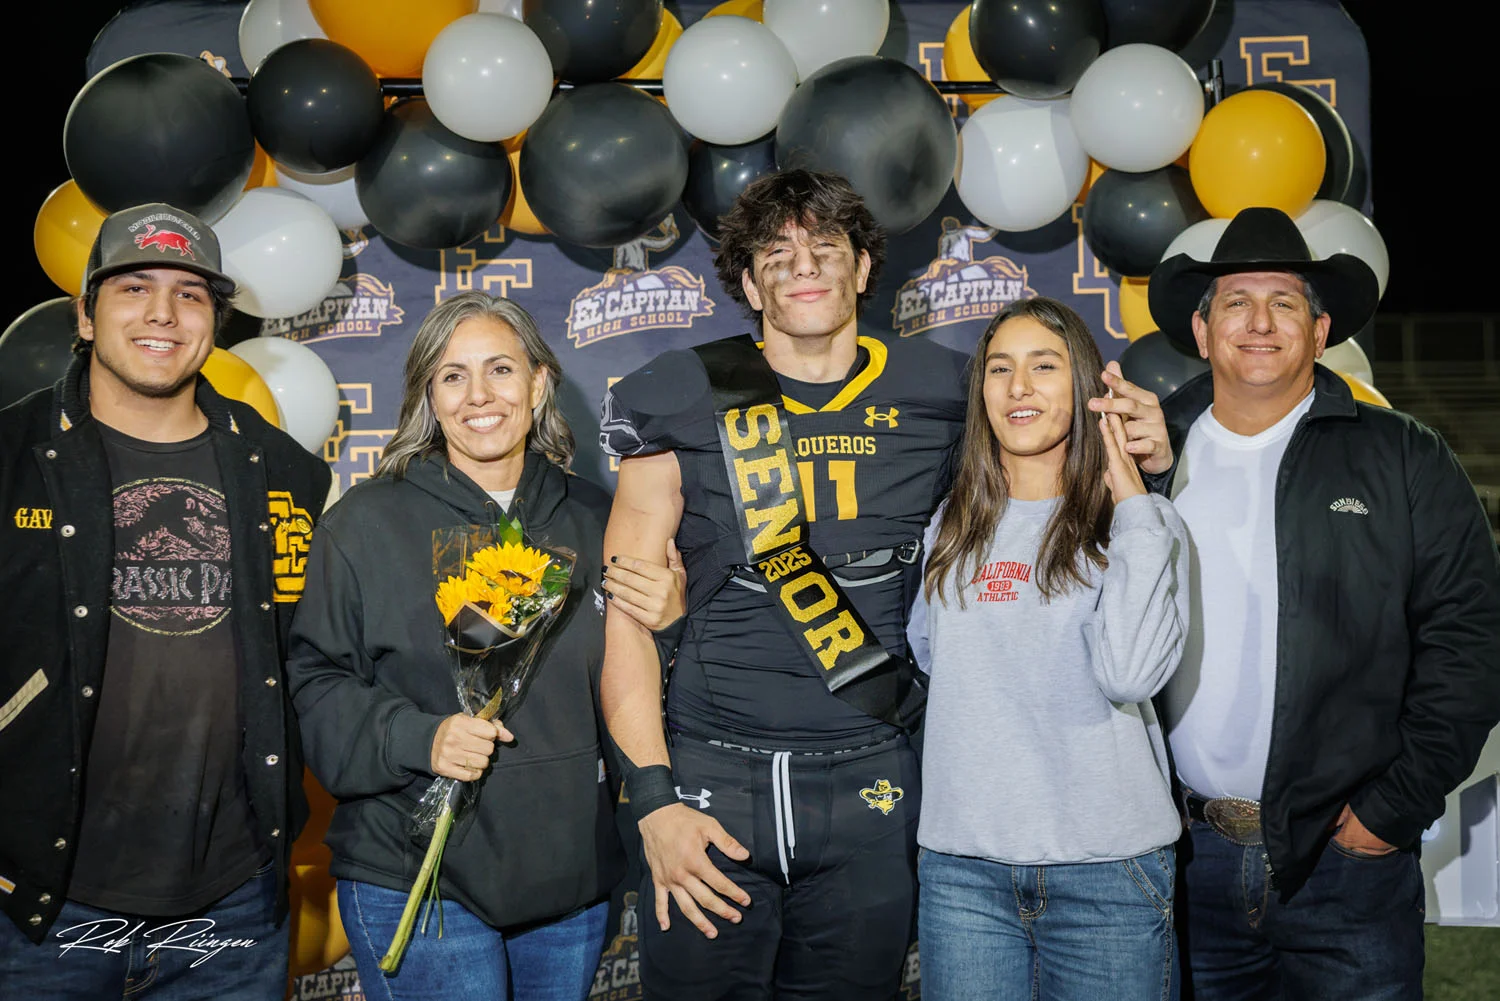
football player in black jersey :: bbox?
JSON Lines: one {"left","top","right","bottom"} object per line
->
{"left": 597, "top": 170, "right": 1173, "bottom": 1000}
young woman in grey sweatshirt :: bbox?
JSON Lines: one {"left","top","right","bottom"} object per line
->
{"left": 908, "top": 297, "right": 1191, "bottom": 1001}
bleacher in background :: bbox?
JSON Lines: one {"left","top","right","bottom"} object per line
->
{"left": 1372, "top": 314, "right": 1500, "bottom": 542}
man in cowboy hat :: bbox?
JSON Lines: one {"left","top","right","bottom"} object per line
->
{"left": 1145, "top": 206, "right": 1500, "bottom": 998}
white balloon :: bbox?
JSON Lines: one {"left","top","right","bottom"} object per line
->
{"left": 1319, "top": 338, "right": 1373, "bottom": 386}
{"left": 1069, "top": 44, "right": 1204, "bottom": 172}
{"left": 1160, "top": 217, "right": 1230, "bottom": 262}
{"left": 763, "top": 0, "right": 889, "bottom": 80}
{"left": 215, "top": 188, "right": 344, "bottom": 319}
{"left": 230, "top": 336, "right": 341, "bottom": 454}
{"left": 238, "top": 0, "right": 325, "bottom": 74}
{"left": 664, "top": 17, "right": 798, "bottom": 145}
{"left": 422, "top": 13, "right": 554, "bottom": 143}
{"left": 478, "top": 0, "right": 524, "bottom": 17}
{"left": 954, "top": 97, "right": 1090, "bottom": 233}
{"left": 1295, "top": 199, "right": 1390, "bottom": 297}
{"left": 274, "top": 164, "right": 369, "bottom": 231}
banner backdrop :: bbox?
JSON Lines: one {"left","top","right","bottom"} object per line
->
{"left": 86, "top": 3, "right": 1370, "bottom": 999}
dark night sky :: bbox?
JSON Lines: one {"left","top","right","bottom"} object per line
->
{"left": 11, "top": 2, "right": 1483, "bottom": 324}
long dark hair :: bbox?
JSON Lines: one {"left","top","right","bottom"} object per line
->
{"left": 924, "top": 297, "right": 1112, "bottom": 606}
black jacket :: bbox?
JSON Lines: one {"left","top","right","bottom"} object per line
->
{"left": 1150, "top": 366, "right": 1500, "bottom": 896}
{"left": 285, "top": 450, "right": 625, "bottom": 930}
{"left": 0, "top": 358, "right": 331, "bottom": 942}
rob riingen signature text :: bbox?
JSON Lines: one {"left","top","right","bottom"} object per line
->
{"left": 55, "top": 918, "right": 257, "bottom": 967}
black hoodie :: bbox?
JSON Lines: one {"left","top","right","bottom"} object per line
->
{"left": 285, "top": 450, "right": 624, "bottom": 930}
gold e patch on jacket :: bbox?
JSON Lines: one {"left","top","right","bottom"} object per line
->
{"left": 860, "top": 778, "right": 904, "bottom": 815}
{"left": 267, "top": 491, "right": 313, "bottom": 602}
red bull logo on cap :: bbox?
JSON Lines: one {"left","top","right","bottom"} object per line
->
{"left": 133, "top": 224, "right": 196, "bottom": 259}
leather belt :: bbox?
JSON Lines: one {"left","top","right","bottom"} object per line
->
{"left": 1186, "top": 792, "right": 1264, "bottom": 846}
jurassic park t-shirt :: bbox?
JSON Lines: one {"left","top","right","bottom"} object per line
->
{"left": 69, "top": 423, "right": 266, "bottom": 915}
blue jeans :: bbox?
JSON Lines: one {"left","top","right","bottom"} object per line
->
{"left": 339, "top": 879, "right": 607, "bottom": 1001}
{"left": 1176, "top": 819, "right": 1424, "bottom": 1000}
{"left": 918, "top": 846, "right": 1178, "bottom": 1001}
{"left": 0, "top": 861, "right": 288, "bottom": 1000}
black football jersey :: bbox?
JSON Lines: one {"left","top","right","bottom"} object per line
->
{"left": 601, "top": 333, "right": 968, "bottom": 746}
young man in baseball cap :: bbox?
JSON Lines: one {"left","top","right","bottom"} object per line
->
{"left": 0, "top": 202, "right": 331, "bottom": 999}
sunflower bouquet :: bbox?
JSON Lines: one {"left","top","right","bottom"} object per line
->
{"left": 379, "top": 511, "right": 575, "bottom": 973}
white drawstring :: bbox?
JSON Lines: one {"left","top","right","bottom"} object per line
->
{"left": 771, "top": 751, "right": 796, "bottom": 884}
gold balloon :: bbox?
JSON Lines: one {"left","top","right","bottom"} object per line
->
{"left": 1076, "top": 158, "right": 1107, "bottom": 205}
{"left": 1189, "top": 89, "right": 1325, "bottom": 219}
{"left": 623, "top": 9, "right": 682, "bottom": 83}
{"left": 308, "top": 0, "right": 478, "bottom": 77}
{"left": 245, "top": 143, "right": 279, "bottom": 191}
{"left": 943, "top": 6, "right": 998, "bottom": 112}
{"left": 200, "top": 348, "right": 281, "bottom": 427}
{"left": 1118, "top": 277, "right": 1156, "bottom": 342}
{"left": 34, "top": 181, "right": 107, "bottom": 296}
{"left": 288, "top": 864, "right": 349, "bottom": 978}
{"left": 501, "top": 143, "right": 550, "bottom": 237}
{"left": 287, "top": 771, "right": 347, "bottom": 978}
{"left": 704, "top": 0, "right": 762, "bottom": 18}
{"left": 1339, "top": 370, "right": 1390, "bottom": 408}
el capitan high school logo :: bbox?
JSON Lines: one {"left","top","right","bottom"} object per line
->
{"left": 261, "top": 274, "right": 405, "bottom": 343}
{"left": 892, "top": 217, "right": 1037, "bottom": 337}
{"left": 567, "top": 216, "right": 714, "bottom": 349}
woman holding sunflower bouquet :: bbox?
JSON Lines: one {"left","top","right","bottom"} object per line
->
{"left": 286, "top": 292, "right": 683, "bottom": 1001}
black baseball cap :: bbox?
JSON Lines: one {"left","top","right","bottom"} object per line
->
{"left": 83, "top": 202, "right": 235, "bottom": 295}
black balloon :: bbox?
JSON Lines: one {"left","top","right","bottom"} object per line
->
{"left": 1082, "top": 166, "right": 1209, "bottom": 278}
{"left": 683, "top": 137, "right": 778, "bottom": 242}
{"left": 64, "top": 53, "right": 254, "bottom": 221}
{"left": 776, "top": 57, "right": 956, "bottom": 235}
{"left": 0, "top": 299, "right": 76, "bottom": 409}
{"left": 524, "top": 0, "right": 662, "bottom": 84}
{"left": 1119, "top": 331, "right": 1209, "bottom": 399}
{"left": 969, "top": 0, "right": 1107, "bottom": 99}
{"left": 1101, "top": 0, "right": 1215, "bottom": 51}
{"left": 1247, "top": 81, "right": 1357, "bottom": 205}
{"left": 356, "top": 101, "right": 513, "bottom": 251}
{"left": 520, "top": 84, "right": 688, "bottom": 248}
{"left": 247, "top": 40, "right": 383, "bottom": 174}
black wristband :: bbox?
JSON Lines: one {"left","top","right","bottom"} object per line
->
{"left": 629, "top": 764, "right": 679, "bottom": 823}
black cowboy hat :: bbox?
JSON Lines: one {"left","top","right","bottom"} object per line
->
{"left": 1148, "top": 206, "right": 1379, "bottom": 350}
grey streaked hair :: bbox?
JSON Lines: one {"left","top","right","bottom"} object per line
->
{"left": 374, "top": 291, "right": 574, "bottom": 480}
{"left": 1196, "top": 272, "right": 1326, "bottom": 324}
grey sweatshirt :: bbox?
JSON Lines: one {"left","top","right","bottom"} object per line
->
{"left": 908, "top": 493, "right": 1190, "bottom": 864}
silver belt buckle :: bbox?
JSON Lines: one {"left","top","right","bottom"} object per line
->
{"left": 1204, "top": 796, "right": 1264, "bottom": 846}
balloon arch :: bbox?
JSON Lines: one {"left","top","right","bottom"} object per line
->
{"left": 7, "top": 2, "right": 1386, "bottom": 996}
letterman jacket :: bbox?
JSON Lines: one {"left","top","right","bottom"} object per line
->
{"left": 0, "top": 357, "right": 331, "bottom": 941}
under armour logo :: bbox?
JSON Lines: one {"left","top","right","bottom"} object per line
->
{"left": 1329, "top": 497, "right": 1369, "bottom": 515}
{"left": 864, "top": 406, "right": 899, "bottom": 428}
{"left": 675, "top": 786, "right": 712, "bottom": 810}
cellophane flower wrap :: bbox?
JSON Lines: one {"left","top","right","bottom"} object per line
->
{"left": 378, "top": 510, "right": 575, "bottom": 973}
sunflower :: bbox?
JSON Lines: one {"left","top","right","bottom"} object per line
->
{"left": 434, "top": 574, "right": 471, "bottom": 624}
{"left": 466, "top": 542, "right": 553, "bottom": 598}
{"left": 485, "top": 592, "right": 514, "bottom": 623}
